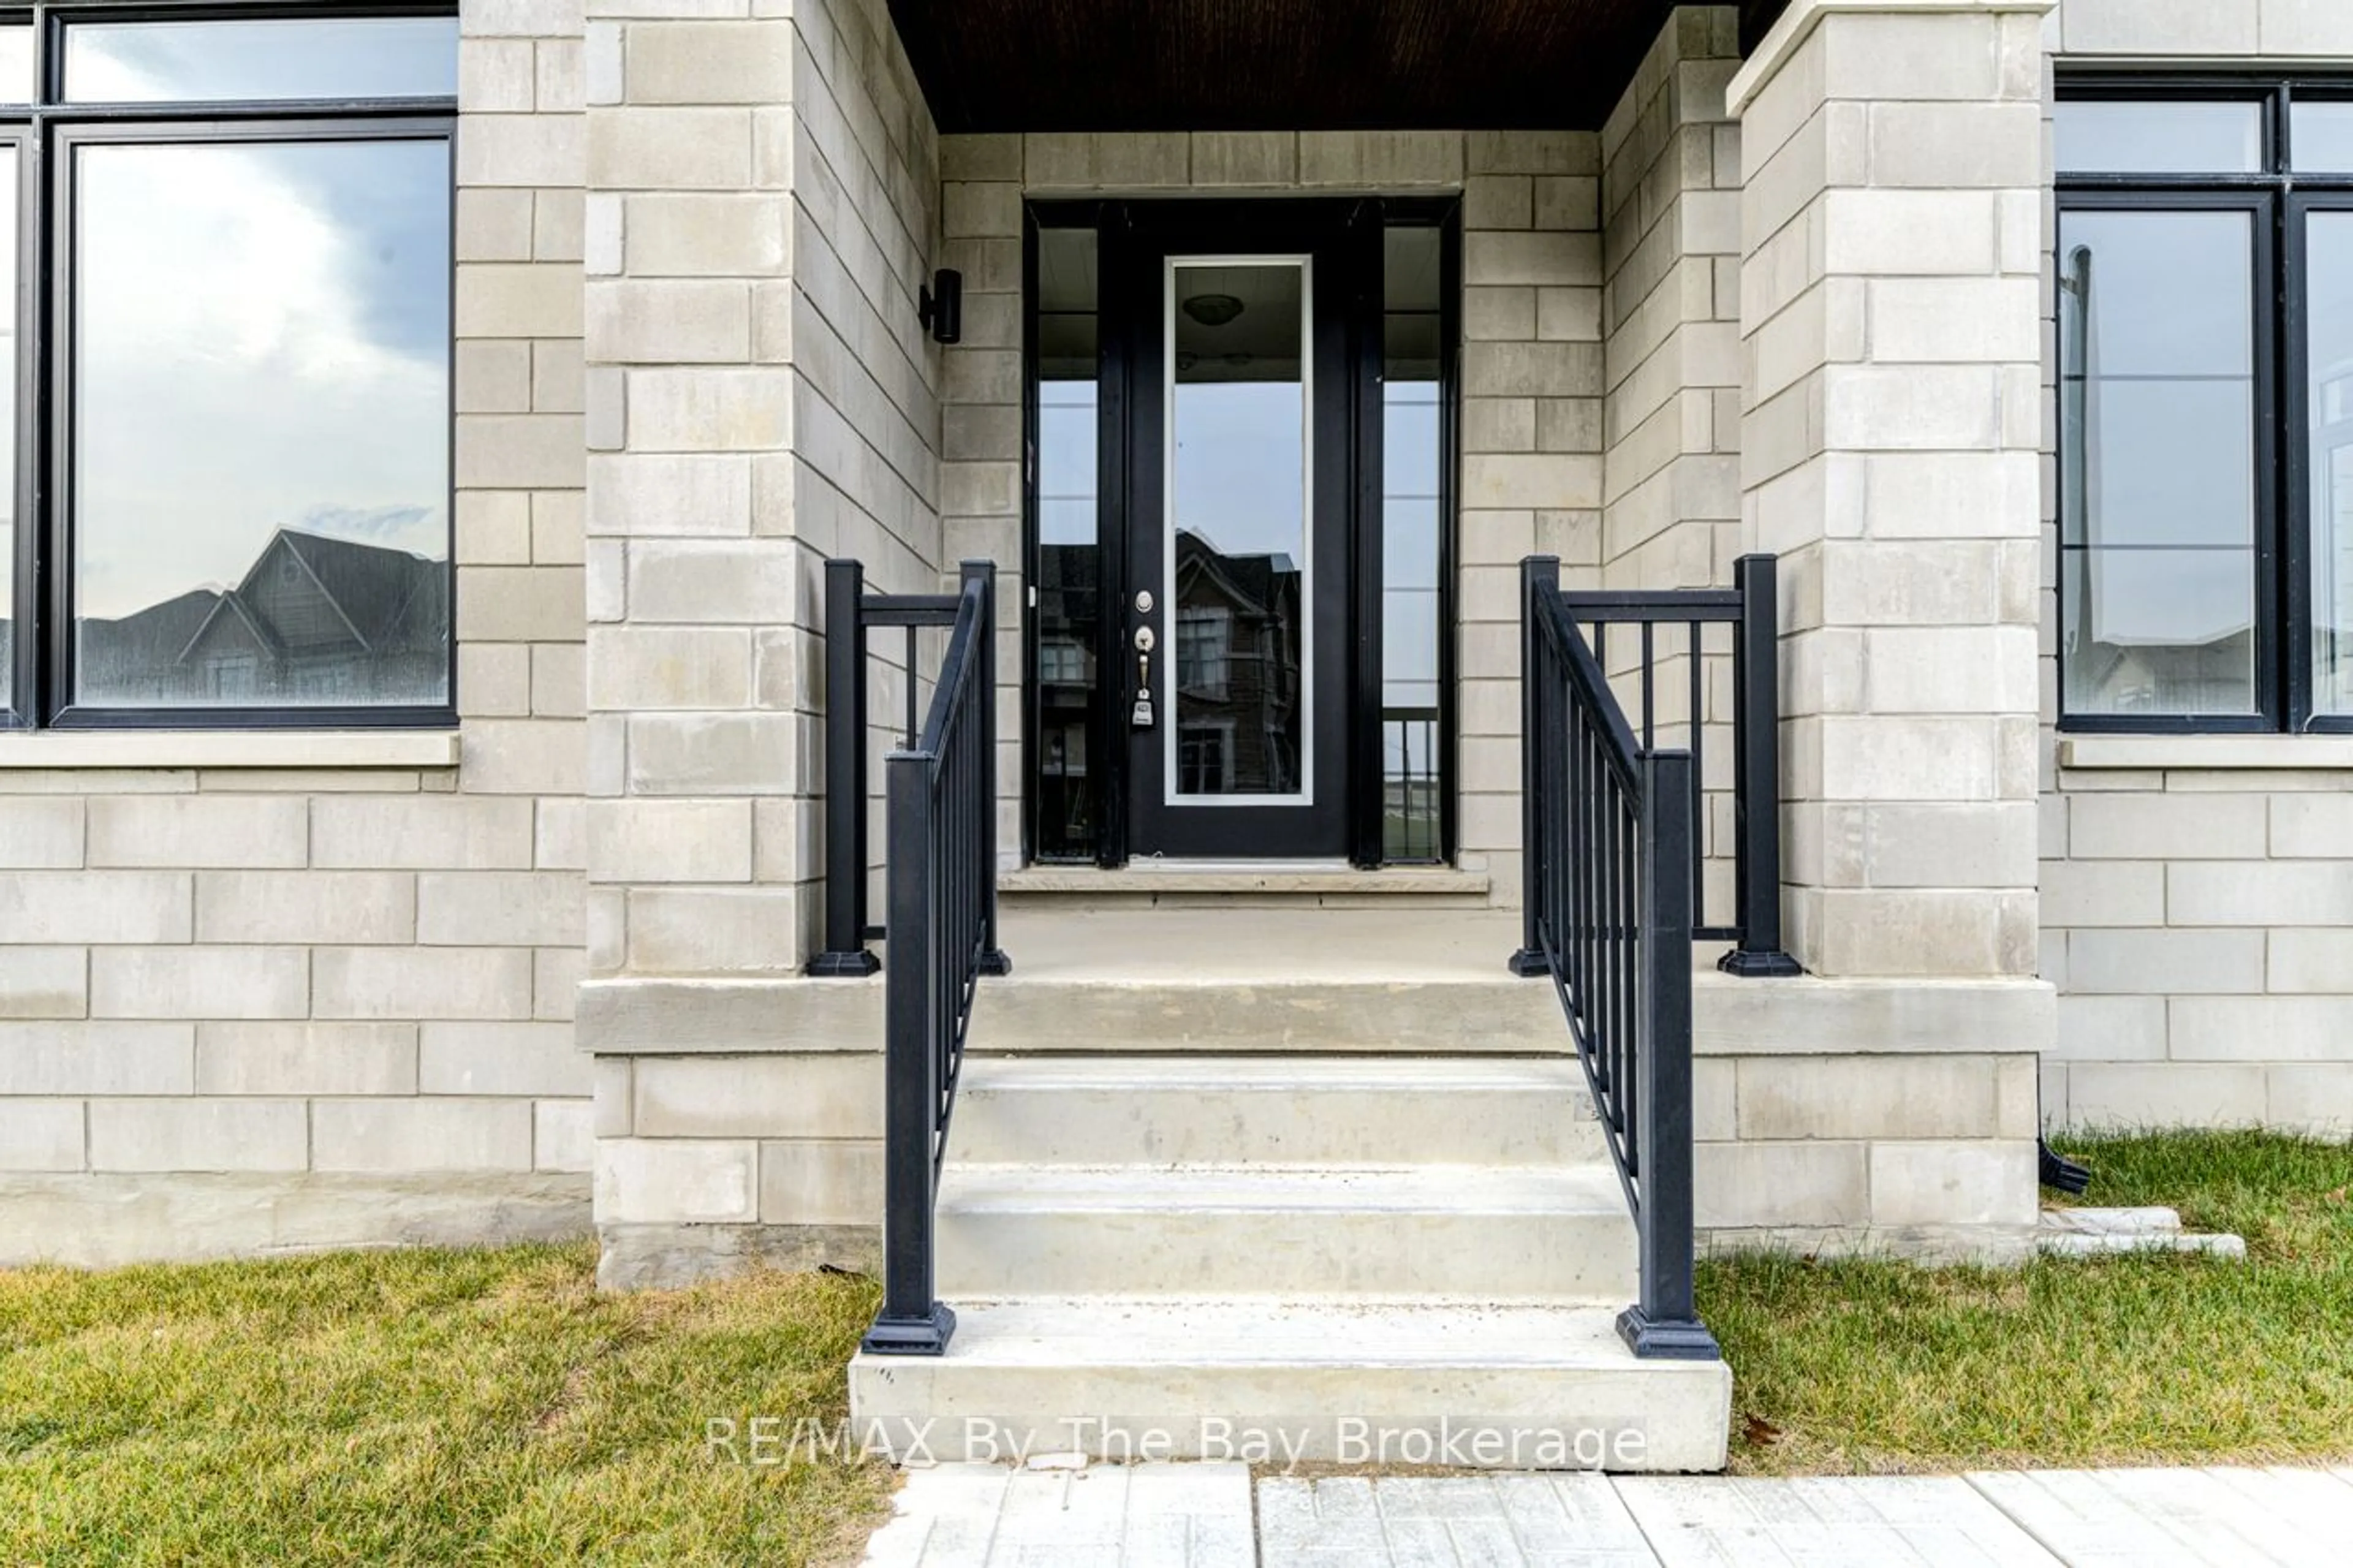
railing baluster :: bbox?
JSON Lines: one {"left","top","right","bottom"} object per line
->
{"left": 1639, "top": 620, "right": 1654, "bottom": 749}
{"left": 1688, "top": 621, "right": 1707, "bottom": 931}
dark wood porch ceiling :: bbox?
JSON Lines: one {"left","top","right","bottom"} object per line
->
{"left": 889, "top": 1, "right": 1795, "bottom": 135}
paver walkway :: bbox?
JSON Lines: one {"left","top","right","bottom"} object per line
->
{"left": 859, "top": 1463, "right": 2353, "bottom": 1566}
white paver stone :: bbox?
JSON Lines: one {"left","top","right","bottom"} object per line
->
{"left": 1615, "top": 1474, "right": 2060, "bottom": 1567}
{"left": 1967, "top": 1468, "right": 2350, "bottom": 1567}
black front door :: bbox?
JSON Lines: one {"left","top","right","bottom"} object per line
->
{"left": 1108, "top": 208, "right": 1358, "bottom": 858}
{"left": 1024, "top": 198, "right": 1455, "bottom": 868}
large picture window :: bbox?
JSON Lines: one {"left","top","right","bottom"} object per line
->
{"left": 2058, "top": 80, "right": 2353, "bottom": 732}
{"left": 2, "top": 7, "right": 455, "bottom": 729}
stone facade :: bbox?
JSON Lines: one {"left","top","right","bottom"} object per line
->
{"left": 10, "top": 0, "right": 2353, "bottom": 1276}
{"left": 935, "top": 127, "right": 1606, "bottom": 907}
{"left": 0, "top": 0, "right": 591, "bottom": 1267}
{"left": 1601, "top": 7, "right": 1745, "bottom": 919}
{"left": 578, "top": 0, "right": 939, "bottom": 1286}
{"left": 2036, "top": 0, "right": 2353, "bottom": 1135}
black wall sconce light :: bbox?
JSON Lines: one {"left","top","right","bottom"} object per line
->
{"left": 919, "top": 269, "right": 963, "bottom": 345}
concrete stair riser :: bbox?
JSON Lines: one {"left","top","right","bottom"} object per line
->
{"left": 969, "top": 979, "right": 1565, "bottom": 1055}
{"left": 849, "top": 1301, "right": 1732, "bottom": 1473}
{"left": 949, "top": 1057, "right": 1608, "bottom": 1167}
{"left": 933, "top": 1164, "right": 1637, "bottom": 1303}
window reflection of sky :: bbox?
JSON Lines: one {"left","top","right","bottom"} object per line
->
{"left": 74, "top": 134, "right": 450, "bottom": 619}
{"left": 64, "top": 18, "right": 457, "bottom": 104}
{"left": 1173, "top": 381, "right": 1305, "bottom": 564}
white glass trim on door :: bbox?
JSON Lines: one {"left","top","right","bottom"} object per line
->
{"left": 1161, "top": 253, "right": 1314, "bottom": 807}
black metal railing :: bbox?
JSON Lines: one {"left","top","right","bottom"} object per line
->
{"left": 810, "top": 559, "right": 1007, "bottom": 979}
{"left": 857, "top": 559, "right": 1009, "bottom": 1357}
{"left": 1514, "top": 553, "right": 1798, "bottom": 977}
{"left": 1510, "top": 554, "right": 1721, "bottom": 1362}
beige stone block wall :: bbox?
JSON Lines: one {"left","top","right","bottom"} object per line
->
{"left": 2038, "top": 2, "right": 2353, "bottom": 1136}
{"left": 937, "top": 129, "right": 1606, "bottom": 902}
{"left": 578, "top": 0, "right": 938, "bottom": 1285}
{"left": 1599, "top": 7, "right": 1745, "bottom": 923}
{"left": 0, "top": 0, "right": 590, "bottom": 1267}
{"left": 1733, "top": 0, "right": 2049, "bottom": 983}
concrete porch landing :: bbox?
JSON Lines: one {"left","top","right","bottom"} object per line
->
{"left": 972, "top": 906, "right": 2051, "bottom": 1064}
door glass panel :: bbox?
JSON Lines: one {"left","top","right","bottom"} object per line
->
{"left": 1384, "top": 225, "right": 1443, "bottom": 860}
{"left": 2058, "top": 207, "right": 2259, "bottom": 716}
{"left": 2306, "top": 211, "right": 2353, "bottom": 715}
{"left": 1168, "top": 259, "right": 1308, "bottom": 800}
{"left": 2054, "top": 100, "right": 2264, "bottom": 175}
{"left": 1033, "top": 226, "right": 1100, "bottom": 858}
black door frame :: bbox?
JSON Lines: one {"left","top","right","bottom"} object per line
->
{"left": 1021, "top": 195, "right": 1460, "bottom": 868}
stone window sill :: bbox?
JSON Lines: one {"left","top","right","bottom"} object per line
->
{"left": 0, "top": 730, "right": 461, "bottom": 771}
{"left": 2056, "top": 735, "right": 2353, "bottom": 771}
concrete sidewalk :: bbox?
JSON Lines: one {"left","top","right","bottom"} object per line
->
{"left": 859, "top": 1462, "right": 2353, "bottom": 1566}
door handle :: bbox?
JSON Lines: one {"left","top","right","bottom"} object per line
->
{"left": 1131, "top": 625, "right": 1156, "bottom": 729}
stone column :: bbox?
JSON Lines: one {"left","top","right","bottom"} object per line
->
{"left": 1601, "top": 6, "right": 1743, "bottom": 594}
{"left": 582, "top": 7, "right": 802, "bottom": 984}
{"left": 578, "top": 0, "right": 940, "bottom": 1286}
{"left": 1730, "top": 0, "right": 2050, "bottom": 981}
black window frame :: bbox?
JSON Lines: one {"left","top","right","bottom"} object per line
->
{"left": 2057, "top": 73, "right": 2353, "bottom": 735}
{"left": 1, "top": 0, "right": 458, "bottom": 733}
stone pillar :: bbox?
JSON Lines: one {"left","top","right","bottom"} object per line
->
{"left": 578, "top": 0, "right": 941, "bottom": 1285}
{"left": 1730, "top": 0, "right": 2050, "bottom": 981}
{"left": 1600, "top": 7, "right": 1743, "bottom": 917}
{"left": 1458, "top": 131, "right": 1606, "bottom": 904}
{"left": 582, "top": 7, "right": 803, "bottom": 983}
{"left": 1601, "top": 6, "right": 1743, "bottom": 594}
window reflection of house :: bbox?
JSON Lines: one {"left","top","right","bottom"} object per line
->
{"left": 1172, "top": 529, "right": 1299, "bottom": 795}
{"left": 76, "top": 528, "right": 449, "bottom": 707}
{"left": 1178, "top": 723, "right": 1233, "bottom": 794}
{"left": 1175, "top": 607, "right": 1230, "bottom": 699}
{"left": 1037, "top": 637, "right": 1091, "bottom": 686}
{"left": 1035, "top": 541, "right": 1102, "bottom": 852}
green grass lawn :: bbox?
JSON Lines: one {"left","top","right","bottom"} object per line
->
{"left": 0, "top": 1243, "right": 892, "bottom": 1566}
{"left": 5, "top": 1132, "right": 2349, "bottom": 1558}
{"left": 1703, "top": 1130, "right": 2353, "bottom": 1476}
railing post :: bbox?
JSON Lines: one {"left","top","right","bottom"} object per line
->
{"left": 1510, "top": 555, "right": 1561, "bottom": 979}
{"left": 860, "top": 748, "right": 956, "bottom": 1355}
{"left": 964, "top": 560, "right": 1011, "bottom": 977}
{"left": 1719, "top": 553, "right": 1802, "bottom": 978}
{"left": 810, "top": 558, "right": 881, "bottom": 977}
{"left": 1619, "top": 748, "right": 1719, "bottom": 1362}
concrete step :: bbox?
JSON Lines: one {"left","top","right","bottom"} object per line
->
{"left": 949, "top": 1055, "right": 1607, "bottom": 1167}
{"left": 933, "top": 1162, "right": 1635, "bottom": 1303}
{"left": 848, "top": 1297, "right": 1731, "bottom": 1472}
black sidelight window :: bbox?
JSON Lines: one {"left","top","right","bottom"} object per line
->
{"left": 2, "top": 6, "right": 456, "bottom": 730}
{"left": 2057, "top": 79, "right": 2353, "bottom": 732}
